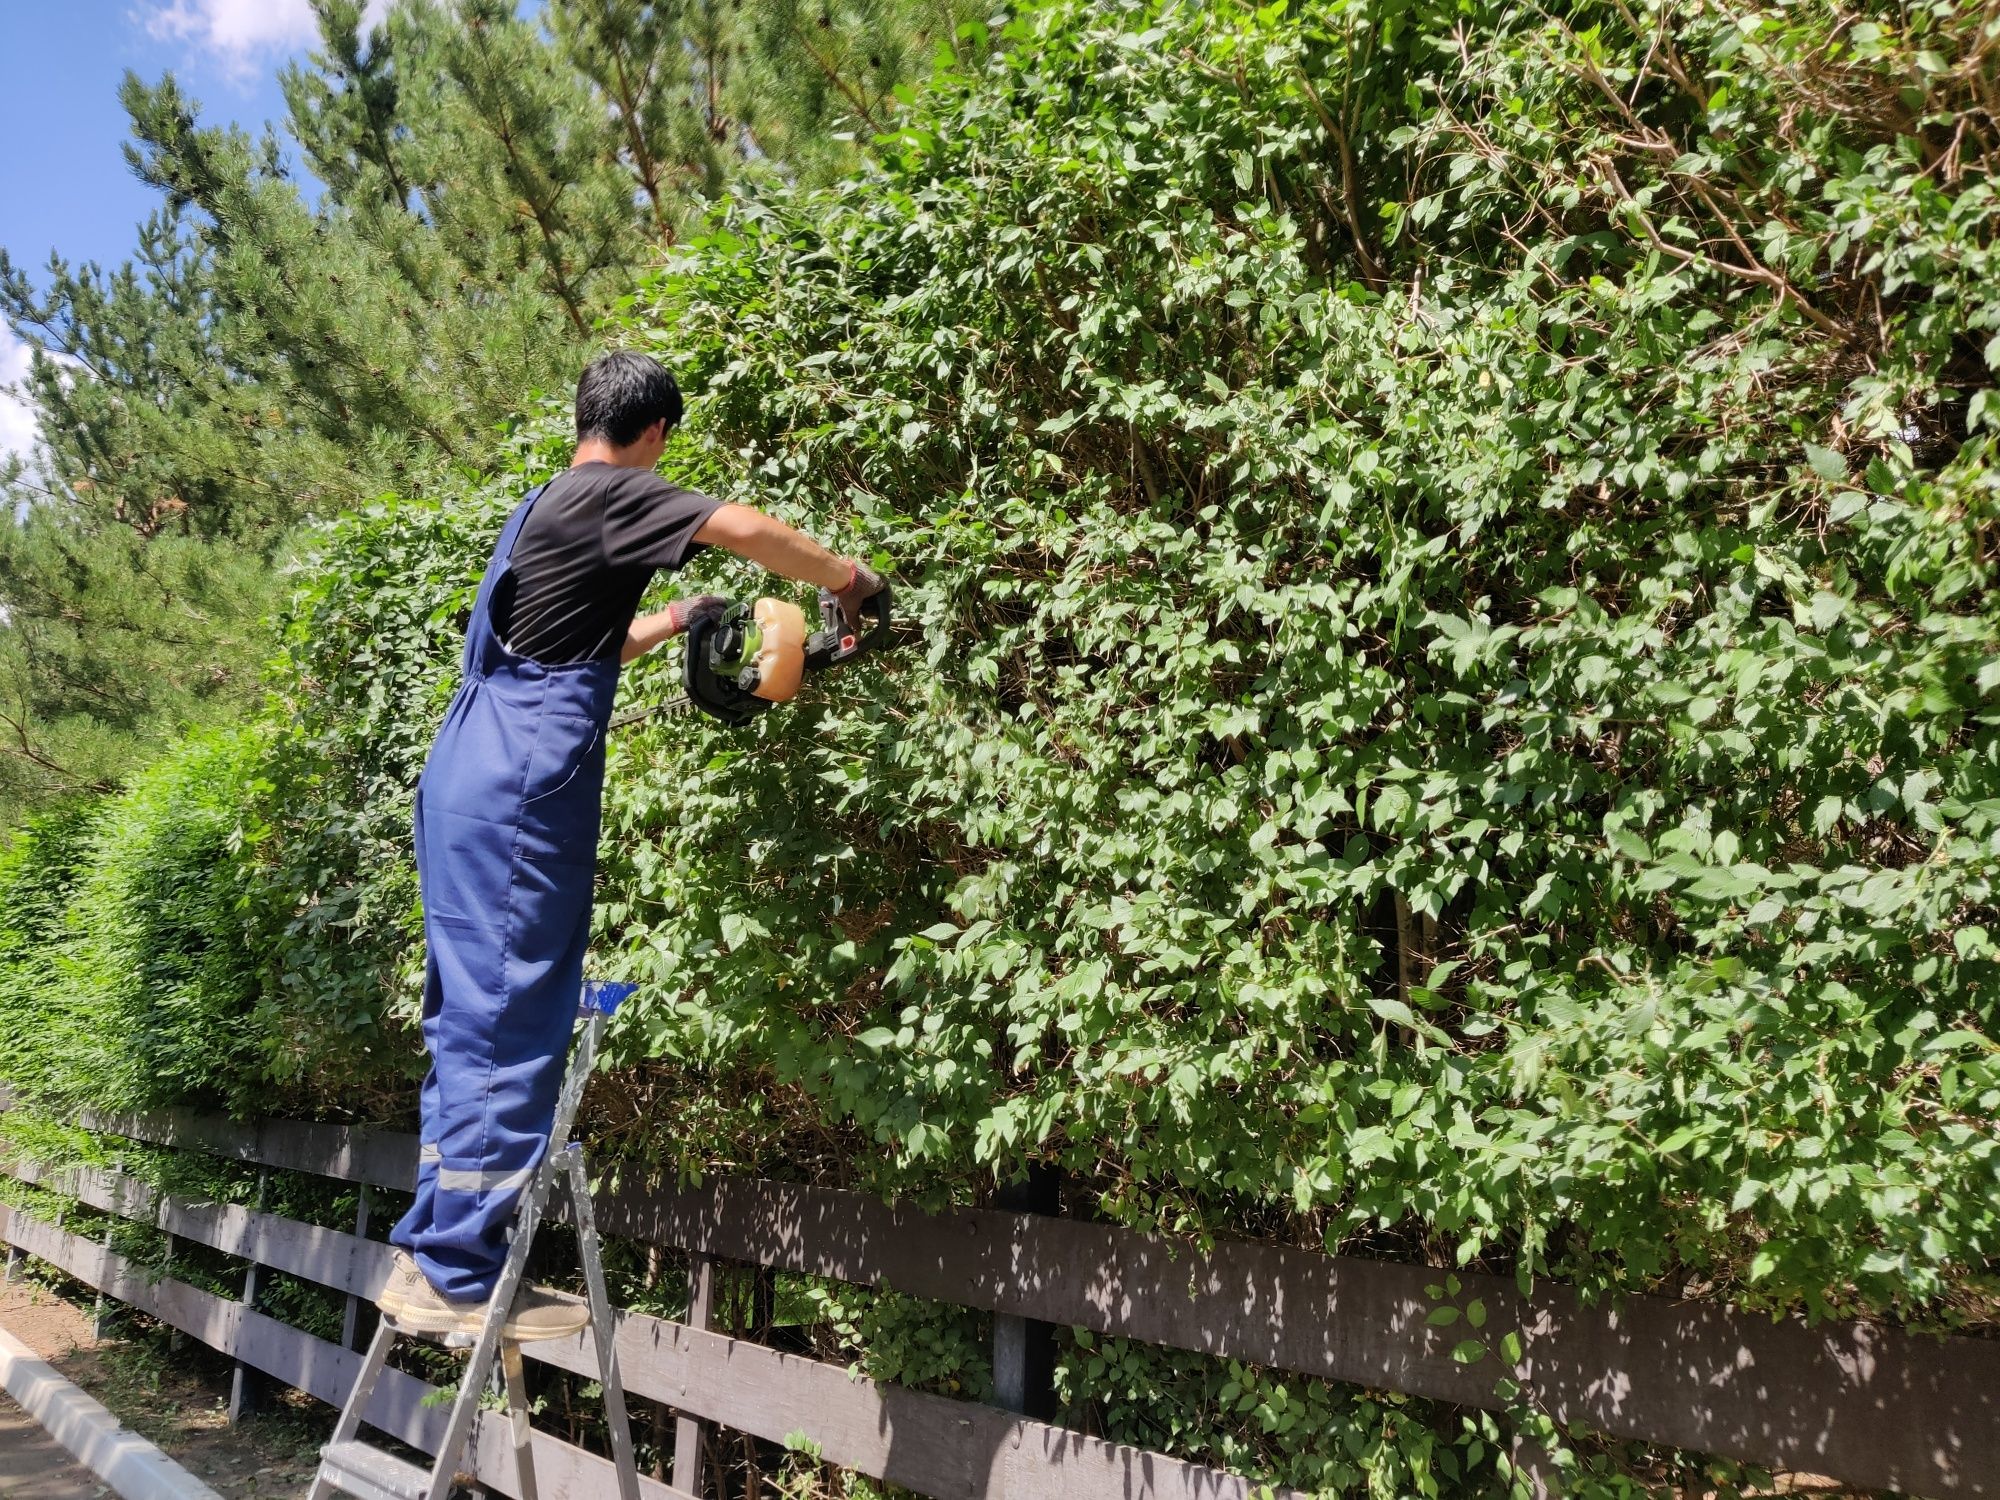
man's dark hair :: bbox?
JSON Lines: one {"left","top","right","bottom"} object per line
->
{"left": 575, "top": 351, "right": 684, "bottom": 446}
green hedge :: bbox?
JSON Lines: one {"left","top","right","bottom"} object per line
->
{"left": 0, "top": 733, "right": 266, "bottom": 1115}
{"left": 600, "top": 0, "right": 2000, "bottom": 1323}
{"left": 4, "top": 1, "right": 1999, "bottom": 1492}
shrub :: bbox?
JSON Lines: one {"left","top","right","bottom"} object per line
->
{"left": 231, "top": 0, "right": 2000, "bottom": 1324}
{"left": 241, "top": 488, "right": 509, "bottom": 1109}
{"left": 0, "top": 801, "right": 105, "bottom": 1101}
{"left": 597, "top": 0, "right": 2000, "bottom": 1326}
{"left": 1, "top": 732, "right": 266, "bottom": 1114}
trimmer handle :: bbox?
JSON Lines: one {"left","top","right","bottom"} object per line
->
{"left": 805, "top": 578, "right": 892, "bottom": 672}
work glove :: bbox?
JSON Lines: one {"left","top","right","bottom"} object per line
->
{"left": 831, "top": 560, "right": 887, "bottom": 637}
{"left": 664, "top": 593, "right": 729, "bottom": 636}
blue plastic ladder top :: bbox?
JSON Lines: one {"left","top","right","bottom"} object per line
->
{"left": 580, "top": 979, "right": 638, "bottom": 1017}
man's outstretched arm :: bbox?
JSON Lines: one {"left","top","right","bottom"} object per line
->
{"left": 622, "top": 503, "right": 880, "bottom": 663}
{"left": 693, "top": 503, "right": 856, "bottom": 589}
{"left": 622, "top": 595, "right": 724, "bottom": 664}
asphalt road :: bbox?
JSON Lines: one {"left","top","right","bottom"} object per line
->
{"left": 0, "top": 1389, "right": 113, "bottom": 1498}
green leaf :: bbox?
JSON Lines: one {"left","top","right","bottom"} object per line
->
{"left": 1606, "top": 826, "right": 1651, "bottom": 862}
{"left": 1365, "top": 995, "right": 1417, "bottom": 1028}
{"left": 1804, "top": 442, "right": 1848, "bottom": 482}
{"left": 1923, "top": 1030, "right": 1996, "bottom": 1055}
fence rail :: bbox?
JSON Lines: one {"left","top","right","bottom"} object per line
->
{"left": 6, "top": 1106, "right": 2000, "bottom": 1498}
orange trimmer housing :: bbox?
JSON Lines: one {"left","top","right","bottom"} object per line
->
{"left": 681, "top": 579, "right": 890, "bottom": 726}
{"left": 747, "top": 596, "right": 807, "bottom": 703}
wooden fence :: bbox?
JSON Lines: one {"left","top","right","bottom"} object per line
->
{"left": 2, "top": 1105, "right": 1998, "bottom": 1499}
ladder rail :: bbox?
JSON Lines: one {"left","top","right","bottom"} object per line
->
{"left": 420, "top": 1174, "right": 544, "bottom": 1500}
{"left": 307, "top": 1319, "right": 400, "bottom": 1500}
{"left": 567, "top": 1144, "right": 641, "bottom": 1500}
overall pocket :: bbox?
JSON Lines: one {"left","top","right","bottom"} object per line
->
{"left": 517, "top": 711, "right": 607, "bottom": 866}
{"left": 522, "top": 713, "right": 602, "bottom": 805}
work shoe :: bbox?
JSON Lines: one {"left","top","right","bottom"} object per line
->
{"left": 377, "top": 1250, "right": 589, "bottom": 1343}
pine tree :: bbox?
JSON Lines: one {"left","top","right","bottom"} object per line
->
{"left": 549, "top": 0, "right": 990, "bottom": 223}
{"left": 0, "top": 513, "right": 273, "bottom": 814}
{"left": 390, "top": 0, "right": 641, "bottom": 336}
{"left": 548, "top": 0, "right": 737, "bottom": 238}
{"left": 122, "top": 69, "right": 493, "bottom": 474}
{"left": 280, "top": 0, "right": 415, "bottom": 212}
{"left": 0, "top": 206, "right": 288, "bottom": 816}
{"left": 735, "top": 0, "right": 983, "bottom": 183}
{"left": 0, "top": 210, "right": 256, "bottom": 535}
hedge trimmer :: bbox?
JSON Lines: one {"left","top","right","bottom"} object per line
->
{"left": 608, "top": 581, "right": 893, "bottom": 730}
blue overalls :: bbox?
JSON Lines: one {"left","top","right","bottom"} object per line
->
{"left": 390, "top": 483, "right": 620, "bottom": 1302}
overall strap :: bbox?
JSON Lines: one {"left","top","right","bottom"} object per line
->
{"left": 462, "top": 483, "right": 549, "bottom": 677}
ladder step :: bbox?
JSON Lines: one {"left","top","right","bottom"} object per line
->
{"left": 315, "top": 1439, "right": 437, "bottom": 1500}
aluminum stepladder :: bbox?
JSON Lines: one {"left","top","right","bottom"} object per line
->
{"left": 310, "top": 980, "right": 643, "bottom": 1500}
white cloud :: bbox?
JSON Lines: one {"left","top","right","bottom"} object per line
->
{"left": 0, "top": 324, "right": 40, "bottom": 470}
{"left": 145, "top": 0, "right": 320, "bottom": 59}
{"left": 140, "top": 0, "right": 395, "bottom": 69}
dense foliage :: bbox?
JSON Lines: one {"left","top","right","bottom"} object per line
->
{"left": 0, "top": 733, "right": 265, "bottom": 1113}
{"left": 5, "top": 1, "right": 2000, "bottom": 1493}
{"left": 620, "top": 0, "right": 2000, "bottom": 1325}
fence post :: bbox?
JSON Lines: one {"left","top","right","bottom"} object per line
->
{"left": 674, "top": 1253, "right": 716, "bottom": 1498}
{"left": 1510, "top": 1435, "right": 1560, "bottom": 1499}
{"left": 162, "top": 1228, "right": 185, "bottom": 1354}
{"left": 992, "top": 1162, "right": 1061, "bottom": 1421}
{"left": 227, "top": 1168, "right": 270, "bottom": 1424}
{"left": 338, "top": 1183, "right": 373, "bottom": 1352}
{"left": 150, "top": 1163, "right": 184, "bottom": 1354}
{"left": 90, "top": 1154, "right": 120, "bottom": 1341}
{"left": 646, "top": 1244, "right": 669, "bottom": 1478}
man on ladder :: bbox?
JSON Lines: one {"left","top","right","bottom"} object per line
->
{"left": 377, "top": 350, "right": 884, "bottom": 1339}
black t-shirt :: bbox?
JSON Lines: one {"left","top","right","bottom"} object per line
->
{"left": 492, "top": 463, "right": 724, "bottom": 664}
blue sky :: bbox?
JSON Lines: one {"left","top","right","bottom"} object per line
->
{"left": 0, "top": 0, "right": 388, "bottom": 460}
{"left": 2, "top": 3, "right": 297, "bottom": 282}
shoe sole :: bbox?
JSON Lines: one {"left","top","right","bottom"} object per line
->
{"left": 382, "top": 1296, "right": 589, "bottom": 1344}
{"left": 375, "top": 1256, "right": 587, "bottom": 1343}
